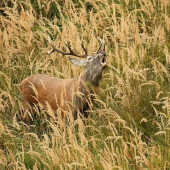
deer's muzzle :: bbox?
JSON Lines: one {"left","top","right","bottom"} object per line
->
{"left": 99, "top": 51, "right": 107, "bottom": 69}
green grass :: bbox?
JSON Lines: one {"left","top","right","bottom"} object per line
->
{"left": 0, "top": 0, "right": 170, "bottom": 169}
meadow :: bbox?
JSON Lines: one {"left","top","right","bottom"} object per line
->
{"left": 0, "top": 0, "right": 170, "bottom": 169}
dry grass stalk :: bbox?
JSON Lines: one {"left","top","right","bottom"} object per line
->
{"left": 0, "top": 0, "right": 170, "bottom": 169}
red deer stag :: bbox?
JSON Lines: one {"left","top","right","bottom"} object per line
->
{"left": 21, "top": 38, "right": 107, "bottom": 123}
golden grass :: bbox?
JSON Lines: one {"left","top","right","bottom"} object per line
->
{"left": 0, "top": 0, "right": 170, "bottom": 169}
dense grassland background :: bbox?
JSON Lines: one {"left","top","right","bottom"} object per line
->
{"left": 0, "top": 0, "right": 170, "bottom": 169}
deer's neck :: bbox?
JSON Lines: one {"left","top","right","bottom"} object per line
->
{"left": 77, "top": 71, "right": 101, "bottom": 95}
{"left": 82, "top": 70, "right": 102, "bottom": 87}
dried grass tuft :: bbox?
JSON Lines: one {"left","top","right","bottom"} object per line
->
{"left": 0, "top": 0, "right": 170, "bottom": 169}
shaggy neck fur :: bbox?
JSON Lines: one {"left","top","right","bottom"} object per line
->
{"left": 82, "top": 69, "right": 102, "bottom": 87}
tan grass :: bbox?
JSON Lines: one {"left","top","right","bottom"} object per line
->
{"left": 0, "top": 0, "right": 170, "bottom": 169}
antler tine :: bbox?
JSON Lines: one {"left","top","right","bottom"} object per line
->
{"left": 48, "top": 39, "right": 87, "bottom": 58}
{"left": 64, "top": 40, "right": 74, "bottom": 54}
{"left": 81, "top": 42, "right": 88, "bottom": 56}
{"left": 65, "top": 40, "right": 87, "bottom": 58}
{"left": 97, "top": 37, "right": 105, "bottom": 53}
{"left": 96, "top": 43, "right": 102, "bottom": 54}
{"left": 48, "top": 44, "right": 69, "bottom": 55}
{"left": 97, "top": 37, "right": 102, "bottom": 53}
{"left": 102, "top": 39, "right": 105, "bottom": 51}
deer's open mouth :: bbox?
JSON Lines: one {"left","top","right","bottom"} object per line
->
{"left": 99, "top": 51, "right": 107, "bottom": 69}
{"left": 101, "top": 56, "right": 107, "bottom": 69}
{"left": 101, "top": 56, "right": 105, "bottom": 63}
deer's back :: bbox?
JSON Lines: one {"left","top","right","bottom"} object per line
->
{"left": 21, "top": 74, "right": 76, "bottom": 111}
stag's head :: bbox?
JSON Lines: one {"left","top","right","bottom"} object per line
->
{"left": 49, "top": 38, "right": 107, "bottom": 86}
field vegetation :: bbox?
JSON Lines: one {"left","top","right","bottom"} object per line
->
{"left": 0, "top": 0, "right": 170, "bottom": 169}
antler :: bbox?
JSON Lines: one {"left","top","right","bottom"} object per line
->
{"left": 48, "top": 39, "right": 87, "bottom": 58}
{"left": 97, "top": 37, "right": 105, "bottom": 53}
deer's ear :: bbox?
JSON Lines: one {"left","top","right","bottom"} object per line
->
{"left": 69, "top": 58, "right": 86, "bottom": 66}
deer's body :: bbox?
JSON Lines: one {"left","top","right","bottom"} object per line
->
{"left": 21, "top": 73, "right": 94, "bottom": 122}
{"left": 21, "top": 38, "right": 107, "bottom": 123}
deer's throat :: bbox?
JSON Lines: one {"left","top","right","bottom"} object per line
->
{"left": 81, "top": 71, "right": 102, "bottom": 88}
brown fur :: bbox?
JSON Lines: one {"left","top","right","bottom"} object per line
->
{"left": 21, "top": 44, "right": 107, "bottom": 123}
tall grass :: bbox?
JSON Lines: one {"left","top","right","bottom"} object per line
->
{"left": 0, "top": 0, "right": 170, "bottom": 169}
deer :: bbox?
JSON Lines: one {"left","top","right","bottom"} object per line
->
{"left": 21, "top": 38, "right": 107, "bottom": 124}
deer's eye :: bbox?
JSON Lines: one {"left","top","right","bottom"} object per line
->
{"left": 87, "top": 57, "right": 93, "bottom": 61}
